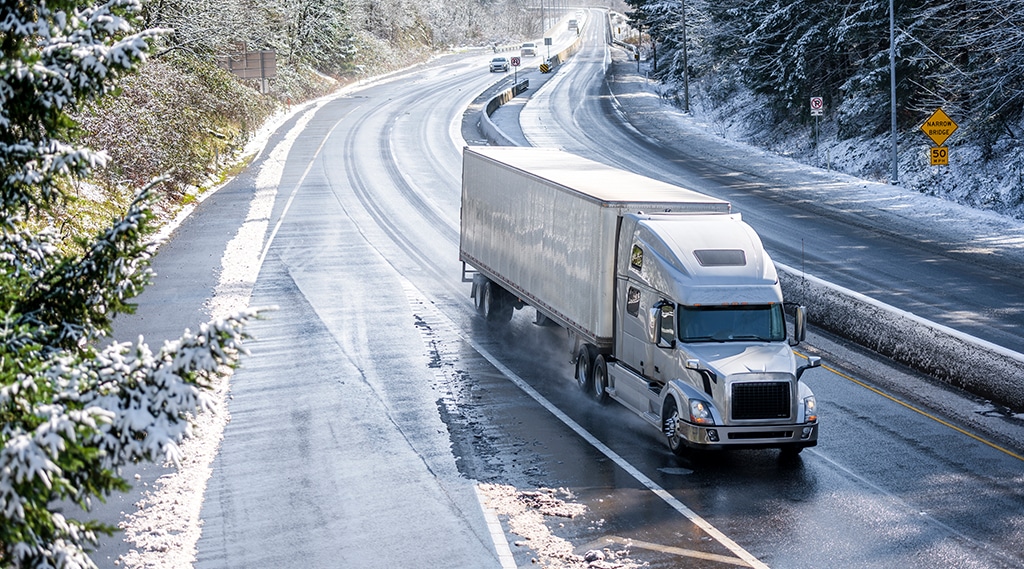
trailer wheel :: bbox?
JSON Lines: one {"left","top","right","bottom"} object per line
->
{"left": 592, "top": 355, "right": 609, "bottom": 404}
{"left": 575, "top": 344, "right": 595, "bottom": 393}
{"left": 662, "top": 397, "right": 689, "bottom": 457}
{"left": 482, "top": 280, "right": 513, "bottom": 323}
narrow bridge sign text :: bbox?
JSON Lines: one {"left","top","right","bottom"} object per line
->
{"left": 921, "top": 108, "right": 958, "bottom": 146}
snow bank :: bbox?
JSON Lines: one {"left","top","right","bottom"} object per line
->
{"left": 779, "top": 263, "right": 1024, "bottom": 410}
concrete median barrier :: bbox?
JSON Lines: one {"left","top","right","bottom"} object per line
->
{"left": 779, "top": 262, "right": 1024, "bottom": 410}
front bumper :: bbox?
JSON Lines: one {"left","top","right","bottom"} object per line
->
{"left": 679, "top": 421, "right": 818, "bottom": 451}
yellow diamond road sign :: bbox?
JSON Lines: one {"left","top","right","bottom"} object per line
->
{"left": 921, "top": 108, "right": 958, "bottom": 146}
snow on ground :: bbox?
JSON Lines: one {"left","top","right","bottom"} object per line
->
{"left": 649, "top": 59, "right": 1024, "bottom": 223}
{"left": 116, "top": 95, "right": 335, "bottom": 568}
{"left": 608, "top": 62, "right": 1024, "bottom": 268}
{"left": 477, "top": 484, "right": 643, "bottom": 569}
{"left": 114, "top": 41, "right": 1024, "bottom": 569}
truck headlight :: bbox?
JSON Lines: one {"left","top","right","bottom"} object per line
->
{"left": 804, "top": 396, "right": 817, "bottom": 423}
{"left": 689, "top": 400, "right": 714, "bottom": 425}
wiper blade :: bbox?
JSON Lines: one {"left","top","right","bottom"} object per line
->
{"left": 684, "top": 336, "right": 727, "bottom": 343}
{"left": 684, "top": 334, "right": 771, "bottom": 342}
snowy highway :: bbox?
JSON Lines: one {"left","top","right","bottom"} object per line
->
{"left": 92, "top": 11, "right": 1024, "bottom": 569}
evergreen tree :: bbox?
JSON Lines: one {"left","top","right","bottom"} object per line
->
{"left": 912, "top": 0, "right": 1024, "bottom": 148}
{"left": 0, "top": 2, "right": 257, "bottom": 567}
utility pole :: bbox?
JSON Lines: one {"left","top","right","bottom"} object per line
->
{"left": 889, "top": 0, "right": 898, "bottom": 184}
{"left": 681, "top": 0, "right": 689, "bottom": 113}
{"left": 636, "top": 26, "right": 641, "bottom": 73}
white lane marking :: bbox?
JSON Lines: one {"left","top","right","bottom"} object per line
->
{"left": 394, "top": 273, "right": 765, "bottom": 569}
{"left": 257, "top": 107, "right": 352, "bottom": 269}
{"left": 474, "top": 486, "right": 519, "bottom": 569}
{"left": 461, "top": 332, "right": 768, "bottom": 569}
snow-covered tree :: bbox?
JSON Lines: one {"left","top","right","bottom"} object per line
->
{"left": 908, "top": 0, "right": 1024, "bottom": 148}
{"left": 0, "top": 2, "right": 257, "bottom": 567}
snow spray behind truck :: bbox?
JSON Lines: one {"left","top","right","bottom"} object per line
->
{"left": 459, "top": 146, "right": 821, "bottom": 456}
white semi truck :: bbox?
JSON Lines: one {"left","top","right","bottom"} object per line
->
{"left": 460, "top": 146, "right": 821, "bottom": 456}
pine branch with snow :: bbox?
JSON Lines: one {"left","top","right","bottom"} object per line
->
{"left": 0, "top": 2, "right": 260, "bottom": 568}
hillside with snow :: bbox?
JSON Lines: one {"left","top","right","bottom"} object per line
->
{"left": 621, "top": 0, "right": 1024, "bottom": 221}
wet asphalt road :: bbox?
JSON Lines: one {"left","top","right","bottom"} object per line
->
{"left": 92, "top": 13, "right": 1024, "bottom": 569}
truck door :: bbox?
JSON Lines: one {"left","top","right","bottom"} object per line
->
{"left": 617, "top": 280, "right": 647, "bottom": 371}
{"left": 616, "top": 279, "right": 654, "bottom": 411}
{"left": 645, "top": 300, "right": 677, "bottom": 390}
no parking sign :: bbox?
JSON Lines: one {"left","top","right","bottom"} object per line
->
{"left": 810, "top": 97, "right": 823, "bottom": 116}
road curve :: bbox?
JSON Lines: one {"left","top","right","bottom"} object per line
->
{"left": 519, "top": 11, "right": 1024, "bottom": 361}
{"left": 90, "top": 27, "right": 1024, "bottom": 569}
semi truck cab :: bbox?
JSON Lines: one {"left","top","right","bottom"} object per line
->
{"left": 591, "top": 212, "right": 820, "bottom": 455}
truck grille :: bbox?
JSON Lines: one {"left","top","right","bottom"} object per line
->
{"left": 732, "top": 382, "right": 791, "bottom": 420}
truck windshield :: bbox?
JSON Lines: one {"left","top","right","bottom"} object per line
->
{"left": 678, "top": 304, "right": 785, "bottom": 343}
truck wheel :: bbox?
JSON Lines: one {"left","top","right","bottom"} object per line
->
{"left": 662, "top": 398, "right": 689, "bottom": 457}
{"left": 780, "top": 445, "right": 804, "bottom": 458}
{"left": 482, "top": 280, "right": 513, "bottom": 323}
{"left": 575, "top": 344, "right": 595, "bottom": 393}
{"left": 472, "top": 274, "right": 488, "bottom": 313}
{"left": 592, "top": 355, "right": 609, "bottom": 404}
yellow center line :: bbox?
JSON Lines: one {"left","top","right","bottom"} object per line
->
{"left": 799, "top": 352, "right": 1024, "bottom": 463}
{"left": 595, "top": 535, "right": 754, "bottom": 567}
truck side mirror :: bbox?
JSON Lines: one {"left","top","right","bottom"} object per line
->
{"left": 789, "top": 305, "right": 808, "bottom": 346}
{"left": 687, "top": 358, "right": 718, "bottom": 395}
{"left": 796, "top": 356, "right": 821, "bottom": 380}
{"left": 649, "top": 301, "right": 676, "bottom": 348}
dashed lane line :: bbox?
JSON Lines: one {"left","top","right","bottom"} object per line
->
{"left": 461, "top": 333, "right": 767, "bottom": 568}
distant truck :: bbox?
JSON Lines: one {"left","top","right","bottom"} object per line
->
{"left": 520, "top": 42, "right": 537, "bottom": 57}
{"left": 460, "top": 146, "right": 821, "bottom": 456}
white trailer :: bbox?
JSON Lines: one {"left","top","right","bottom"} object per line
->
{"left": 460, "top": 146, "right": 821, "bottom": 456}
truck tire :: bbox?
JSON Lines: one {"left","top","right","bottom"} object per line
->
{"left": 780, "top": 445, "right": 804, "bottom": 458}
{"left": 662, "top": 397, "right": 689, "bottom": 457}
{"left": 575, "top": 344, "right": 596, "bottom": 393}
{"left": 472, "top": 275, "right": 487, "bottom": 313}
{"left": 592, "top": 355, "right": 609, "bottom": 404}
{"left": 482, "top": 280, "right": 513, "bottom": 323}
